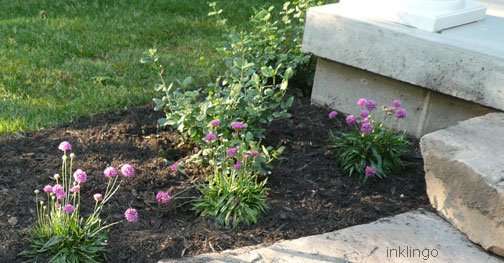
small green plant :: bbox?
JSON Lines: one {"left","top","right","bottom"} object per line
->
{"left": 194, "top": 166, "right": 268, "bottom": 228}
{"left": 330, "top": 98, "right": 410, "bottom": 182}
{"left": 20, "top": 141, "right": 138, "bottom": 262}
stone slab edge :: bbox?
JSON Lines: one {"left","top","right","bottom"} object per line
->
{"left": 160, "top": 209, "right": 504, "bottom": 263}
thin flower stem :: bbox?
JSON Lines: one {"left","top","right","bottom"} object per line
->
{"left": 90, "top": 220, "right": 122, "bottom": 237}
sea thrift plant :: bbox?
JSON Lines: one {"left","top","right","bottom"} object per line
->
{"left": 330, "top": 98, "right": 410, "bottom": 182}
{"left": 21, "top": 142, "right": 137, "bottom": 261}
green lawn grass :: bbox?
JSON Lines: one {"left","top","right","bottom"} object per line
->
{"left": 0, "top": 0, "right": 281, "bottom": 135}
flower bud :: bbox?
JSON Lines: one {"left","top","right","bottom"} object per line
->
{"left": 34, "top": 189, "right": 40, "bottom": 194}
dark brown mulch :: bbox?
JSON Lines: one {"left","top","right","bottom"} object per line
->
{"left": 0, "top": 97, "right": 429, "bottom": 263}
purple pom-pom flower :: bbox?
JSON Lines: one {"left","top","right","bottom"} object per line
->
{"left": 169, "top": 161, "right": 178, "bottom": 173}
{"left": 360, "top": 110, "right": 369, "bottom": 118}
{"left": 43, "top": 185, "right": 53, "bottom": 193}
{"left": 360, "top": 121, "right": 373, "bottom": 135}
{"left": 226, "top": 147, "right": 238, "bottom": 157}
{"left": 395, "top": 107, "right": 407, "bottom": 119}
{"left": 104, "top": 167, "right": 118, "bottom": 178}
{"left": 204, "top": 132, "right": 218, "bottom": 143}
{"left": 124, "top": 208, "right": 139, "bottom": 223}
{"left": 366, "top": 99, "right": 377, "bottom": 111}
{"left": 58, "top": 141, "right": 72, "bottom": 152}
{"left": 63, "top": 204, "right": 75, "bottom": 214}
{"left": 73, "top": 169, "right": 87, "bottom": 184}
{"left": 70, "top": 185, "right": 80, "bottom": 193}
{"left": 233, "top": 160, "right": 242, "bottom": 170}
{"left": 209, "top": 119, "right": 221, "bottom": 127}
{"left": 357, "top": 98, "right": 368, "bottom": 108}
{"left": 392, "top": 99, "right": 402, "bottom": 108}
{"left": 230, "top": 121, "right": 247, "bottom": 130}
{"left": 121, "top": 164, "right": 135, "bottom": 177}
{"left": 52, "top": 184, "right": 65, "bottom": 200}
{"left": 365, "top": 166, "right": 376, "bottom": 177}
{"left": 345, "top": 115, "right": 357, "bottom": 126}
{"left": 156, "top": 191, "right": 172, "bottom": 205}
{"left": 328, "top": 111, "right": 338, "bottom": 119}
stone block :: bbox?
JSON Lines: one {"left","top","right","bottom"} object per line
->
{"left": 421, "top": 113, "right": 504, "bottom": 256}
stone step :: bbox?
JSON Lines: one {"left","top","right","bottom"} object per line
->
{"left": 421, "top": 113, "right": 504, "bottom": 257}
{"left": 160, "top": 210, "right": 503, "bottom": 263}
{"left": 302, "top": 1, "right": 504, "bottom": 137}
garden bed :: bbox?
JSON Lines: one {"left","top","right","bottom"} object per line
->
{"left": 0, "top": 96, "right": 429, "bottom": 262}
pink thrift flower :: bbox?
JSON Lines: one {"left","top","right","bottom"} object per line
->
{"left": 366, "top": 99, "right": 377, "bottom": 111}
{"left": 395, "top": 107, "right": 407, "bottom": 119}
{"left": 121, "top": 164, "right": 135, "bottom": 177}
{"left": 345, "top": 115, "right": 357, "bottom": 126}
{"left": 58, "top": 141, "right": 72, "bottom": 152}
{"left": 244, "top": 150, "right": 259, "bottom": 159}
{"left": 169, "top": 162, "right": 178, "bottom": 173}
{"left": 230, "top": 121, "right": 247, "bottom": 130}
{"left": 104, "top": 167, "right": 118, "bottom": 178}
{"left": 360, "top": 121, "right": 373, "bottom": 135}
{"left": 328, "top": 111, "right": 338, "bottom": 119}
{"left": 43, "top": 185, "right": 53, "bottom": 193}
{"left": 209, "top": 119, "right": 221, "bottom": 127}
{"left": 233, "top": 160, "right": 242, "bottom": 170}
{"left": 63, "top": 204, "right": 75, "bottom": 214}
{"left": 52, "top": 184, "right": 65, "bottom": 200}
{"left": 124, "top": 208, "right": 139, "bottom": 223}
{"left": 63, "top": 204, "right": 75, "bottom": 213}
{"left": 73, "top": 169, "right": 87, "bottom": 184}
{"left": 204, "top": 132, "right": 217, "bottom": 143}
{"left": 93, "top": 193, "right": 103, "bottom": 202}
{"left": 365, "top": 166, "right": 376, "bottom": 177}
{"left": 156, "top": 191, "right": 172, "bottom": 205}
{"left": 226, "top": 147, "right": 238, "bottom": 157}
{"left": 392, "top": 99, "right": 402, "bottom": 108}
{"left": 360, "top": 110, "right": 369, "bottom": 118}
{"left": 357, "top": 98, "right": 368, "bottom": 108}
{"left": 70, "top": 185, "right": 80, "bottom": 193}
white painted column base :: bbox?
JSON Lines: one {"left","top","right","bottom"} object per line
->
{"left": 340, "top": 0, "right": 487, "bottom": 32}
{"left": 398, "top": 0, "right": 487, "bottom": 32}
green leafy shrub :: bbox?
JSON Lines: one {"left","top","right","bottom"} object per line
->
{"left": 143, "top": 0, "right": 326, "bottom": 227}
{"left": 148, "top": 50, "right": 294, "bottom": 146}
{"left": 20, "top": 142, "right": 137, "bottom": 262}
{"left": 147, "top": 0, "right": 325, "bottom": 146}
{"left": 330, "top": 98, "right": 410, "bottom": 182}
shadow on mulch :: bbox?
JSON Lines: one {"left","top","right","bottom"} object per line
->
{"left": 0, "top": 97, "right": 429, "bottom": 263}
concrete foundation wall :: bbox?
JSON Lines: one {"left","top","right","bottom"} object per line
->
{"left": 312, "top": 58, "right": 494, "bottom": 137}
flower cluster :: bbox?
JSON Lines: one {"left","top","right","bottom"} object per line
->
{"left": 329, "top": 98, "right": 410, "bottom": 182}
{"left": 344, "top": 98, "right": 408, "bottom": 136}
{"left": 23, "top": 142, "right": 139, "bottom": 261}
